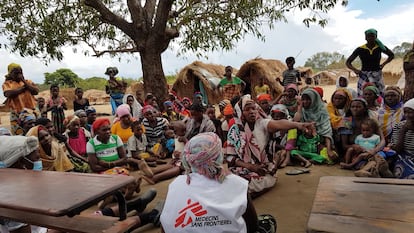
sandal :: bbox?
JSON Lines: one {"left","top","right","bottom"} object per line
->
{"left": 285, "top": 167, "right": 310, "bottom": 175}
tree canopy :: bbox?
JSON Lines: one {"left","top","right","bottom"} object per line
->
{"left": 1, "top": 0, "right": 348, "bottom": 101}
{"left": 392, "top": 42, "right": 413, "bottom": 58}
{"left": 44, "top": 68, "right": 81, "bottom": 87}
{"left": 304, "top": 51, "right": 347, "bottom": 71}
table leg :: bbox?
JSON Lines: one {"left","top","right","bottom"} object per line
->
{"left": 114, "top": 190, "right": 127, "bottom": 221}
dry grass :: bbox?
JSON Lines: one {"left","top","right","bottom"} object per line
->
{"left": 172, "top": 61, "right": 227, "bottom": 104}
{"left": 237, "top": 58, "right": 286, "bottom": 99}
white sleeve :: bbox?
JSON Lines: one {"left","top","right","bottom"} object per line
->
{"left": 86, "top": 141, "right": 95, "bottom": 154}
{"left": 127, "top": 136, "right": 136, "bottom": 152}
{"left": 115, "top": 135, "right": 124, "bottom": 147}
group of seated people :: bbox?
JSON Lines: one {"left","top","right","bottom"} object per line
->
{"left": 1, "top": 77, "right": 414, "bottom": 233}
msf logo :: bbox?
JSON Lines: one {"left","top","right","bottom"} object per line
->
{"left": 174, "top": 199, "right": 207, "bottom": 228}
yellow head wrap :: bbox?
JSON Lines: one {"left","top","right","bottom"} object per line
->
{"left": 7, "top": 63, "right": 21, "bottom": 74}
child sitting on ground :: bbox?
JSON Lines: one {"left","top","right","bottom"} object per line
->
{"left": 143, "top": 121, "right": 186, "bottom": 185}
{"left": 290, "top": 124, "right": 332, "bottom": 167}
{"left": 164, "top": 129, "right": 175, "bottom": 158}
{"left": 128, "top": 121, "right": 158, "bottom": 163}
{"left": 340, "top": 118, "right": 381, "bottom": 169}
{"left": 266, "top": 104, "right": 289, "bottom": 168}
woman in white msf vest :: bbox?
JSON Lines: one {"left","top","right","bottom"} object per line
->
{"left": 160, "top": 132, "right": 259, "bottom": 233}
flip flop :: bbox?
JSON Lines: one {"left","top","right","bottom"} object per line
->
{"left": 285, "top": 167, "right": 310, "bottom": 175}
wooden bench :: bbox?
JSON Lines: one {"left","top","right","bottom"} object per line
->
{"left": 0, "top": 207, "right": 140, "bottom": 233}
{"left": 307, "top": 176, "right": 414, "bottom": 233}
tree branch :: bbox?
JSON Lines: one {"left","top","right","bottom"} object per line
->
{"left": 144, "top": 0, "right": 156, "bottom": 26}
{"left": 153, "top": 0, "right": 173, "bottom": 34}
{"left": 84, "top": 0, "right": 135, "bottom": 38}
{"left": 92, "top": 47, "right": 139, "bottom": 57}
{"left": 127, "top": 0, "right": 143, "bottom": 26}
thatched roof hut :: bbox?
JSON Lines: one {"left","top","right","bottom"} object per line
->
{"left": 236, "top": 58, "right": 285, "bottom": 99}
{"left": 36, "top": 88, "right": 111, "bottom": 108}
{"left": 312, "top": 71, "right": 337, "bottom": 85}
{"left": 126, "top": 81, "right": 145, "bottom": 102}
{"left": 172, "top": 61, "right": 228, "bottom": 104}
{"left": 297, "top": 67, "right": 314, "bottom": 78}
{"left": 382, "top": 58, "right": 403, "bottom": 85}
{"left": 83, "top": 89, "right": 110, "bottom": 105}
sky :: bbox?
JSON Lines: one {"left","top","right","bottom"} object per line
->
{"left": 1, "top": 0, "right": 414, "bottom": 87}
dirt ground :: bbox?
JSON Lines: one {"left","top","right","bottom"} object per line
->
{"left": 0, "top": 84, "right": 357, "bottom": 232}
{"left": 128, "top": 165, "right": 354, "bottom": 233}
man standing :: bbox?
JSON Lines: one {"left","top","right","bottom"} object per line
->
{"left": 218, "top": 66, "right": 245, "bottom": 101}
{"left": 2, "top": 63, "right": 39, "bottom": 135}
{"left": 346, "top": 28, "right": 394, "bottom": 96}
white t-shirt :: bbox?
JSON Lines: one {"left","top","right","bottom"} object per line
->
{"left": 160, "top": 173, "right": 248, "bottom": 233}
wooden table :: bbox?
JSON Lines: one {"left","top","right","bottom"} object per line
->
{"left": 0, "top": 169, "right": 137, "bottom": 233}
{"left": 307, "top": 176, "right": 414, "bottom": 233}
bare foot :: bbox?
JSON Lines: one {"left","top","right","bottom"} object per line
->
{"left": 340, "top": 162, "right": 352, "bottom": 169}
{"left": 304, "top": 161, "right": 312, "bottom": 168}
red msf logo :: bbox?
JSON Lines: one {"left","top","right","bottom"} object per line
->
{"left": 174, "top": 199, "right": 207, "bottom": 228}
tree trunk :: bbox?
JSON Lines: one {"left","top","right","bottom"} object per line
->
{"left": 140, "top": 50, "right": 169, "bottom": 108}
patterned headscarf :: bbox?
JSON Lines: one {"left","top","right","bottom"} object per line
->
{"left": 218, "top": 99, "right": 231, "bottom": 110}
{"left": 182, "top": 97, "right": 192, "bottom": 105}
{"left": 384, "top": 86, "right": 403, "bottom": 104}
{"left": 182, "top": 132, "right": 229, "bottom": 184}
{"left": 142, "top": 105, "right": 155, "bottom": 115}
{"left": 18, "top": 108, "right": 36, "bottom": 126}
{"left": 271, "top": 104, "right": 289, "bottom": 119}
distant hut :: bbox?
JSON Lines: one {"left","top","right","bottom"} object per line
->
{"left": 172, "top": 61, "right": 227, "bottom": 104}
{"left": 382, "top": 58, "right": 403, "bottom": 85}
{"left": 327, "top": 68, "right": 358, "bottom": 83}
{"left": 297, "top": 67, "right": 314, "bottom": 78}
{"left": 236, "top": 58, "right": 285, "bottom": 99}
{"left": 126, "top": 81, "right": 145, "bottom": 102}
{"left": 312, "top": 71, "right": 337, "bottom": 85}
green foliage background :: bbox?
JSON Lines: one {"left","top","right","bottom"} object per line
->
{"left": 38, "top": 73, "right": 176, "bottom": 92}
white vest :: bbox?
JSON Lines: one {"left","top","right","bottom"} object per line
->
{"left": 160, "top": 173, "right": 248, "bottom": 233}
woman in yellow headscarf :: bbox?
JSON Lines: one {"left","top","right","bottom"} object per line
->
{"left": 2, "top": 63, "right": 39, "bottom": 135}
{"left": 26, "top": 125, "right": 74, "bottom": 171}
